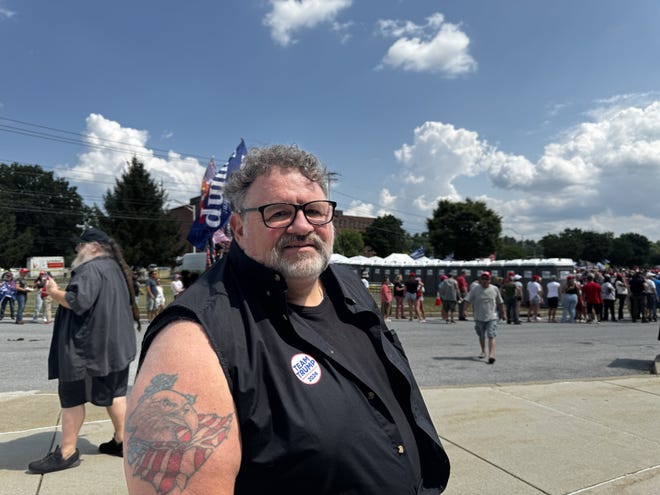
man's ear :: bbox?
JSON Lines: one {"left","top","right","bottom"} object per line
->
{"left": 230, "top": 213, "right": 244, "bottom": 242}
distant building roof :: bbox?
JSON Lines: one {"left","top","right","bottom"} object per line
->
{"left": 333, "top": 210, "right": 375, "bottom": 233}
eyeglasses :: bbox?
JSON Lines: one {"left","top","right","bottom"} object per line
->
{"left": 242, "top": 200, "right": 337, "bottom": 229}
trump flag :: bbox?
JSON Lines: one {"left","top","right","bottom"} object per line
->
{"left": 187, "top": 139, "right": 247, "bottom": 250}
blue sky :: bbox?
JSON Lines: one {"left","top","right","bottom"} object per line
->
{"left": 2, "top": 1, "right": 660, "bottom": 241}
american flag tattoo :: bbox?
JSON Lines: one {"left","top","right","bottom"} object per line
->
{"left": 126, "top": 374, "right": 233, "bottom": 494}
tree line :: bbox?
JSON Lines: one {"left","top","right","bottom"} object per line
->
{"left": 0, "top": 159, "right": 181, "bottom": 269}
{"left": 2, "top": 159, "right": 660, "bottom": 269}
{"left": 336, "top": 201, "right": 660, "bottom": 267}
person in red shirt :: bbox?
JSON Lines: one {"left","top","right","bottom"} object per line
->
{"left": 380, "top": 277, "right": 392, "bottom": 322}
{"left": 456, "top": 270, "right": 469, "bottom": 320}
{"left": 582, "top": 274, "right": 602, "bottom": 323}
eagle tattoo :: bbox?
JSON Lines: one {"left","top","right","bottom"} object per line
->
{"left": 126, "top": 374, "right": 233, "bottom": 494}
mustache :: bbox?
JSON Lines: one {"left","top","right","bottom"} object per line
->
{"left": 275, "top": 233, "right": 326, "bottom": 252}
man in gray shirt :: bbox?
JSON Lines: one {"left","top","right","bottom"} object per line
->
{"left": 464, "top": 271, "right": 505, "bottom": 364}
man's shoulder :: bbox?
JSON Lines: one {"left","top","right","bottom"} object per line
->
{"left": 75, "top": 256, "right": 113, "bottom": 276}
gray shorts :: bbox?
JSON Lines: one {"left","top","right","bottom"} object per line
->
{"left": 443, "top": 300, "right": 457, "bottom": 311}
{"left": 146, "top": 296, "right": 157, "bottom": 311}
{"left": 405, "top": 292, "right": 417, "bottom": 303}
{"left": 475, "top": 320, "right": 498, "bottom": 339}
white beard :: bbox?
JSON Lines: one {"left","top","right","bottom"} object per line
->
{"left": 71, "top": 250, "right": 95, "bottom": 270}
{"left": 266, "top": 232, "right": 332, "bottom": 280}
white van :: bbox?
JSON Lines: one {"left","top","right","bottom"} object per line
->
{"left": 174, "top": 253, "right": 208, "bottom": 274}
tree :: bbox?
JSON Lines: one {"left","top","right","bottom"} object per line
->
{"left": 427, "top": 199, "right": 501, "bottom": 260}
{"left": 362, "top": 214, "right": 409, "bottom": 257}
{"left": 497, "top": 236, "right": 527, "bottom": 260}
{"left": 649, "top": 241, "right": 660, "bottom": 267}
{"left": 333, "top": 229, "right": 364, "bottom": 257}
{"left": 539, "top": 229, "right": 585, "bottom": 259}
{"left": 98, "top": 157, "right": 181, "bottom": 267}
{"left": 580, "top": 231, "right": 614, "bottom": 262}
{"left": 0, "top": 208, "right": 33, "bottom": 268}
{"left": 0, "top": 162, "right": 88, "bottom": 264}
{"left": 609, "top": 233, "right": 651, "bottom": 267}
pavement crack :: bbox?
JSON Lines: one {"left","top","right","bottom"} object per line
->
{"left": 438, "top": 435, "right": 552, "bottom": 494}
{"left": 494, "top": 382, "right": 660, "bottom": 448}
{"left": 565, "top": 464, "right": 660, "bottom": 494}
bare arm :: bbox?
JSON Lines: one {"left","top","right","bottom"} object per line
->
{"left": 44, "top": 278, "right": 71, "bottom": 309}
{"left": 124, "top": 321, "right": 241, "bottom": 494}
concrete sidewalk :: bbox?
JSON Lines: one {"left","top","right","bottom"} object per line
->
{"left": 1, "top": 376, "right": 659, "bottom": 494}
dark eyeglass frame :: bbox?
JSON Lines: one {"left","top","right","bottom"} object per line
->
{"left": 242, "top": 200, "right": 337, "bottom": 229}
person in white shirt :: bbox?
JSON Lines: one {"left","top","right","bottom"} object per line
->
{"left": 170, "top": 273, "right": 185, "bottom": 299}
{"left": 600, "top": 275, "right": 616, "bottom": 321}
{"left": 361, "top": 271, "right": 369, "bottom": 289}
{"left": 546, "top": 276, "right": 561, "bottom": 323}
{"left": 526, "top": 275, "right": 543, "bottom": 322}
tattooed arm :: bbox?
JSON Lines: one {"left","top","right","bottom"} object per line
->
{"left": 124, "top": 321, "right": 241, "bottom": 495}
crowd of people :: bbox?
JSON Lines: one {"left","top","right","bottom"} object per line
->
{"left": 383, "top": 271, "right": 429, "bottom": 323}
{"left": 483, "top": 268, "right": 659, "bottom": 325}
{"left": 376, "top": 267, "right": 660, "bottom": 326}
{"left": 1, "top": 264, "right": 190, "bottom": 328}
{"left": 0, "top": 269, "right": 54, "bottom": 324}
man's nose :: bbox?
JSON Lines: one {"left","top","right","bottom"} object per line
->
{"left": 286, "top": 208, "right": 314, "bottom": 234}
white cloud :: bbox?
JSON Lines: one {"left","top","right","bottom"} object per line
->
{"left": 0, "top": 1, "right": 16, "bottom": 21}
{"left": 394, "top": 121, "right": 488, "bottom": 199}
{"left": 390, "top": 100, "right": 660, "bottom": 239}
{"left": 56, "top": 114, "right": 204, "bottom": 207}
{"left": 343, "top": 199, "right": 376, "bottom": 218}
{"left": 330, "top": 20, "right": 353, "bottom": 44}
{"left": 379, "top": 188, "right": 396, "bottom": 208}
{"left": 377, "top": 12, "right": 476, "bottom": 76}
{"left": 263, "top": 0, "right": 352, "bottom": 46}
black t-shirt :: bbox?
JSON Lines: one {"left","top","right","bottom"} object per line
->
{"left": 288, "top": 297, "right": 422, "bottom": 483}
{"left": 404, "top": 279, "right": 418, "bottom": 294}
{"left": 629, "top": 276, "right": 645, "bottom": 296}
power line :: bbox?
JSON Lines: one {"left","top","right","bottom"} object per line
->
{"left": 0, "top": 116, "right": 434, "bottom": 230}
{"left": 0, "top": 117, "right": 214, "bottom": 162}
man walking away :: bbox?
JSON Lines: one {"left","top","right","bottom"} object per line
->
{"left": 28, "top": 228, "right": 141, "bottom": 474}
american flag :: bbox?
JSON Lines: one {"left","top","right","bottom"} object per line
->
{"left": 187, "top": 139, "right": 247, "bottom": 250}
{"left": 131, "top": 413, "right": 233, "bottom": 494}
{"left": 410, "top": 246, "right": 425, "bottom": 260}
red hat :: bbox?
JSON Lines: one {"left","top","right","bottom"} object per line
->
{"left": 409, "top": 272, "right": 416, "bottom": 277}
{"left": 533, "top": 274, "right": 541, "bottom": 280}
{"left": 481, "top": 271, "right": 491, "bottom": 279}
{"left": 508, "top": 271, "right": 515, "bottom": 276}
{"left": 567, "top": 275, "right": 574, "bottom": 279}
{"left": 20, "top": 268, "right": 29, "bottom": 274}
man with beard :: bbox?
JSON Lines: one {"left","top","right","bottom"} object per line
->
{"left": 125, "top": 145, "right": 450, "bottom": 495}
{"left": 28, "top": 228, "right": 140, "bottom": 474}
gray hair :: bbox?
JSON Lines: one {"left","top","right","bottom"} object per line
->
{"left": 225, "top": 144, "right": 329, "bottom": 212}
{"left": 96, "top": 237, "right": 142, "bottom": 330}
